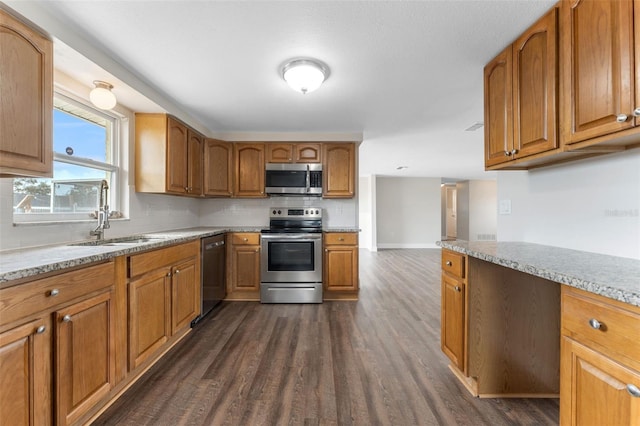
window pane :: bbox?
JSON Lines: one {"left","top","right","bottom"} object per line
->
{"left": 14, "top": 166, "right": 110, "bottom": 214}
{"left": 53, "top": 109, "right": 109, "bottom": 162}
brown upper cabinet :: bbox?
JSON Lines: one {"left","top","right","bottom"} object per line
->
{"left": 0, "top": 8, "right": 53, "bottom": 178}
{"left": 234, "top": 143, "right": 266, "bottom": 197}
{"left": 204, "top": 138, "right": 233, "bottom": 197}
{"left": 135, "top": 114, "right": 204, "bottom": 197}
{"left": 265, "top": 143, "right": 322, "bottom": 163}
{"left": 560, "top": 0, "right": 640, "bottom": 148}
{"left": 322, "top": 143, "right": 356, "bottom": 198}
{"left": 484, "top": 7, "right": 559, "bottom": 169}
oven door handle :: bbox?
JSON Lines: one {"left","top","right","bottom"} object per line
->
{"left": 260, "top": 234, "right": 322, "bottom": 241}
{"left": 306, "top": 164, "right": 310, "bottom": 193}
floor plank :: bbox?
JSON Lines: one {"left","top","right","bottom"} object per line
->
{"left": 93, "top": 249, "right": 559, "bottom": 425}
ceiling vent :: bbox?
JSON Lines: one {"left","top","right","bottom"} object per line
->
{"left": 465, "top": 121, "right": 484, "bottom": 132}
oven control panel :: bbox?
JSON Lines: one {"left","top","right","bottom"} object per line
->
{"left": 270, "top": 207, "right": 322, "bottom": 219}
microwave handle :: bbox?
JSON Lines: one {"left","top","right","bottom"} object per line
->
{"left": 306, "top": 164, "right": 310, "bottom": 193}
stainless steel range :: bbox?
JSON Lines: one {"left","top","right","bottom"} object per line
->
{"left": 260, "top": 207, "right": 323, "bottom": 303}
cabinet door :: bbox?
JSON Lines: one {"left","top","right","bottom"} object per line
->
{"left": 231, "top": 246, "right": 260, "bottom": 292}
{"left": 294, "top": 143, "right": 321, "bottom": 163}
{"left": 560, "top": 0, "right": 635, "bottom": 144}
{"left": 635, "top": 0, "right": 640, "bottom": 127}
{"left": 166, "top": 117, "right": 189, "bottom": 194}
{"left": 0, "top": 9, "right": 53, "bottom": 178}
{"left": 234, "top": 143, "right": 265, "bottom": 197}
{"left": 187, "top": 130, "right": 203, "bottom": 196}
{"left": 324, "top": 246, "right": 358, "bottom": 291}
{"left": 266, "top": 143, "right": 293, "bottom": 163}
{"left": 560, "top": 337, "right": 640, "bottom": 426}
{"left": 204, "top": 139, "right": 233, "bottom": 197}
{"left": 322, "top": 143, "right": 355, "bottom": 198}
{"left": 56, "top": 291, "right": 115, "bottom": 426}
{"left": 0, "top": 318, "right": 52, "bottom": 426}
{"left": 171, "top": 258, "right": 198, "bottom": 335}
{"left": 484, "top": 46, "right": 513, "bottom": 167}
{"left": 441, "top": 274, "right": 465, "bottom": 372}
{"left": 129, "top": 269, "right": 170, "bottom": 369}
{"left": 513, "top": 7, "right": 558, "bottom": 158}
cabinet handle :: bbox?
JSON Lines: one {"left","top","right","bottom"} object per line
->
{"left": 49, "top": 289, "right": 59, "bottom": 297}
{"left": 616, "top": 113, "right": 628, "bottom": 123}
{"left": 633, "top": 108, "right": 640, "bottom": 117}
{"left": 454, "top": 285, "right": 461, "bottom": 292}
{"left": 36, "top": 325, "right": 46, "bottom": 334}
{"left": 62, "top": 315, "right": 72, "bottom": 323}
{"left": 627, "top": 384, "right": 640, "bottom": 397}
{"left": 445, "top": 261, "right": 452, "bottom": 266}
{"left": 588, "top": 318, "right": 601, "bottom": 330}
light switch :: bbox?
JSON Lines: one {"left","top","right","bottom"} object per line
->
{"left": 499, "top": 199, "right": 511, "bottom": 215}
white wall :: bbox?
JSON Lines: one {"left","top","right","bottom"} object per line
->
{"left": 497, "top": 150, "right": 640, "bottom": 259}
{"left": 375, "top": 177, "right": 441, "bottom": 248}
{"left": 469, "top": 180, "right": 497, "bottom": 241}
{"left": 198, "top": 197, "right": 358, "bottom": 228}
{"left": 358, "top": 176, "right": 373, "bottom": 250}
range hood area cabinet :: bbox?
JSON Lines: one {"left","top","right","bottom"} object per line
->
{"left": 0, "top": 8, "right": 53, "bottom": 178}
{"left": 135, "top": 114, "right": 204, "bottom": 197}
{"left": 484, "top": 0, "right": 640, "bottom": 171}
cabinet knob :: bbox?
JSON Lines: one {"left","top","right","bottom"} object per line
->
{"left": 36, "top": 325, "right": 46, "bottom": 334}
{"left": 62, "top": 315, "right": 72, "bottom": 323}
{"left": 243, "top": 238, "right": 248, "bottom": 241}
{"left": 510, "top": 149, "right": 518, "bottom": 156}
{"left": 175, "top": 269, "right": 180, "bottom": 274}
{"left": 454, "top": 285, "right": 461, "bottom": 292}
{"left": 504, "top": 151, "right": 511, "bottom": 157}
{"left": 255, "top": 249, "right": 259, "bottom": 253}
{"left": 588, "top": 318, "right": 601, "bottom": 330}
{"left": 49, "top": 289, "right": 59, "bottom": 297}
{"left": 627, "top": 384, "right": 640, "bottom": 398}
{"left": 633, "top": 108, "right": 640, "bottom": 117}
{"left": 166, "top": 272, "right": 172, "bottom": 277}
{"left": 445, "top": 261, "right": 452, "bottom": 266}
{"left": 338, "top": 237, "right": 344, "bottom": 241}
{"left": 616, "top": 113, "right": 628, "bottom": 123}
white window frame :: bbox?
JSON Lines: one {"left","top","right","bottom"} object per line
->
{"left": 13, "top": 90, "right": 122, "bottom": 223}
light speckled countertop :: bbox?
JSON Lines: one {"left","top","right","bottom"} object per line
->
{"left": 0, "top": 227, "right": 262, "bottom": 285}
{"left": 0, "top": 226, "right": 361, "bottom": 285}
{"left": 437, "top": 240, "right": 640, "bottom": 308}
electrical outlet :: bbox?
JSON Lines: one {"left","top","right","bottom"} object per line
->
{"left": 499, "top": 199, "right": 511, "bottom": 215}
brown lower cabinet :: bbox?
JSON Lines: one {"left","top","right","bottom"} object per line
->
{"left": 323, "top": 232, "right": 359, "bottom": 300}
{"left": 128, "top": 241, "right": 200, "bottom": 369}
{"left": 0, "top": 261, "right": 116, "bottom": 426}
{"left": 560, "top": 286, "right": 640, "bottom": 425}
{"left": 440, "top": 249, "right": 467, "bottom": 374}
{"left": 226, "top": 233, "right": 261, "bottom": 300}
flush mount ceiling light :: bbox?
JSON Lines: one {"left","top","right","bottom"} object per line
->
{"left": 282, "top": 59, "right": 330, "bottom": 94}
{"left": 89, "top": 80, "right": 117, "bottom": 110}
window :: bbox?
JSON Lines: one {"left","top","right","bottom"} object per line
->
{"left": 13, "top": 93, "right": 120, "bottom": 222}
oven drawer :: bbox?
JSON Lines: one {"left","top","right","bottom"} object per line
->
{"left": 232, "top": 233, "right": 260, "bottom": 245}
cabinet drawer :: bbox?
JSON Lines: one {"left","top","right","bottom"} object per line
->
{"left": 324, "top": 233, "right": 358, "bottom": 245}
{"left": 0, "top": 262, "right": 114, "bottom": 327}
{"left": 562, "top": 288, "right": 640, "bottom": 359}
{"left": 231, "top": 233, "right": 260, "bottom": 245}
{"left": 442, "top": 250, "right": 465, "bottom": 279}
{"left": 129, "top": 240, "right": 199, "bottom": 278}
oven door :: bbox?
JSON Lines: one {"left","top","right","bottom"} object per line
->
{"left": 260, "top": 233, "right": 322, "bottom": 283}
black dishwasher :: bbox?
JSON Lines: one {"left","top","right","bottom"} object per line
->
{"left": 194, "top": 234, "right": 226, "bottom": 324}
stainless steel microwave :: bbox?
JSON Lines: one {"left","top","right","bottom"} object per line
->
{"left": 265, "top": 163, "right": 322, "bottom": 196}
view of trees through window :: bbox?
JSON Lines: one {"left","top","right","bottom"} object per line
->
{"left": 13, "top": 95, "right": 117, "bottom": 218}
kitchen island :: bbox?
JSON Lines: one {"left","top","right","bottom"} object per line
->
{"left": 437, "top": 240, "right": 640, "bottom": 424}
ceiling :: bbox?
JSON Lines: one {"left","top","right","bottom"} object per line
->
{"left": 7, "top": 0, "right": 557, "bottom": 180}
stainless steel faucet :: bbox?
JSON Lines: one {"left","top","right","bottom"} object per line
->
{"left": 90, "top": 179, "right": 110, "bottom": 240}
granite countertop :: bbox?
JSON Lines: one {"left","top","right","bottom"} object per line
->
{"left": 323, "top": 227, "right": 361, "bottom": 233}
{"left": 437, "top": 240, "right": 640, "bottom": 308}
{"left": 0, "top": 226, "right": 264, "bottom": 285}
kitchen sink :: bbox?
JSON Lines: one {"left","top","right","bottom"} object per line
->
{"left": 69, "top": 235, "right": 167, "bottom": 247}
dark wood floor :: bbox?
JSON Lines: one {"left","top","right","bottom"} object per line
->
{"left": 93, "top": 249, "right": 559, "bottom": 425}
